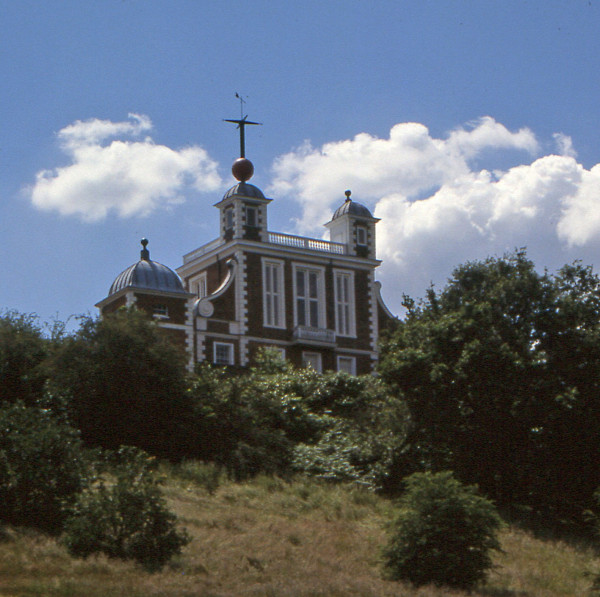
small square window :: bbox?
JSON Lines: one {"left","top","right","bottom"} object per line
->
{"left": 302, "top": 351, "right": 322, "bottom": 373}
{"left": 214, "top": 342, "right": 234, "bottom": 365}
{"left": 153, "top": 304, "right": 168, "bottom": 318}
{"left": 337, "top": 356, "right": 356, "bottom": 375}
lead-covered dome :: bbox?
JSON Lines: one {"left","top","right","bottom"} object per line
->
{"left": 222, "top": 181, "right": 266, "bottom": 201}
{"left": 108, "top": 239, "right": 186, "bottom": 296}
{"left": 331, "top": 190, "right": 373, "bottom": 220}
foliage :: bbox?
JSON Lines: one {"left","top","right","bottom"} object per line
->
{"left": 379, "top": 251, "right": 600, "bottom": 516}
{"left": 47, "top": 308, "right": 190, "bottom": 458}
{"left": 291, "top": 372, "right": 408, "bottom": 489}
{"left": 0, "top": 311, "right": 48, "bottom": 405}
{"left": 0, "top": 402, "right": 89, "bottom": 533}
{"left": 383, "top": 471, "right": 502, "bottom": 590}
{"left": 183, "top": 351, "right": 407, "bottom": 486}
{"left": 63, "top": 447, "right": 190, "bottom": 571}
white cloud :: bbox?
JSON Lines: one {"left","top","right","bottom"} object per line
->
{"left": 270, "top": 118, "right": 600, "bottom": 314}
{"left": 29, "top": 114, "right": 222, "bottom": 221}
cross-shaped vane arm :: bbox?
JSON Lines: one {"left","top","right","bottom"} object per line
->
{"left": 224, "top": 116, "right": 262, "bottom": 158}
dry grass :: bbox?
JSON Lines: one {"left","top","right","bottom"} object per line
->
{"left": 0, "top": 470, "right": 598, "bottom": 597}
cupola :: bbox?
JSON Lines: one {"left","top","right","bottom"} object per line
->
{"left": 325, "top": 191, "right": 379, "bottom": 259}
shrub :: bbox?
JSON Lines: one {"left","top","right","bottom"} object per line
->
{"left": 63, "top": 447, "right": 190, "bottom": 571}
{"left": 383, "top": 471, "right": 501, "bottom": 590}
{"left": 0, "top": 402, "right": 89, "bottom": 533}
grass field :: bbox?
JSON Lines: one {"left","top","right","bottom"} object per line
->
{"left": 0, "top": 465, "right": 598, "bottom": 596}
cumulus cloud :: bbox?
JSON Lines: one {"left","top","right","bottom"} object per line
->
{"left": 270, "top": 117, "right": 600, "bottom": 313}
{"left": 29, "top": 114, "right": 222, "bottom": 221}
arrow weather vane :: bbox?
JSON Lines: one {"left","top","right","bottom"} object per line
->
{"left": 224, "top": 92, "right": 261, "bottom": 158}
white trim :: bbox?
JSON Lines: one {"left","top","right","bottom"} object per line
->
{"left": 292, "top": 262, "right": 326, "bottom": 329}
{"left": 262, "top": 258, "right": 286, "bottom": 329}
{"left": 236, "top": 250, "right": 249, "bottom": 365}
{"left": 302, "top": 351, "right": 322, "bottom": 373}
{"left": 333, "top": 268, "right": 356, "bottom": 338}
{"left": 337, "top": 355, "right": 356, "bottom": 375}
{"left": 213, "top": 341, "right": 234, "bottom": 365}
{"left": 189, "top": 272, "right": 208, "bottom": 299}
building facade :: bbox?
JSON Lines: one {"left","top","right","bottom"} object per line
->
{"left": 97, "top": 156, "right": 394, "bottom": 374}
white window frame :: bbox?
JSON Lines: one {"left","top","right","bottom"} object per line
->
{"left": 190, "top": 272, "right": 208, "bottom": 299}
{"left": 333, "top": 269, "right": 356, "bottom": 337}
{"left": 292, "top": 263, "right": 326, "bottom": 329}
{"left": 337, "top": 355, "right": 356, "bottom": 375}
{"left": 213, "top": 342, "right": 234, "bottom": 365}
{"left": 302, "top": 351, "right": 322, "bottom": 373}
{"left": 356, "top": 226, "right": 368, "bottom": 246}
{"left": 262, "top": 258, "right": 285, "bottom": 329}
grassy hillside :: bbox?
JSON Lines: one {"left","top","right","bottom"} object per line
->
{"left": 0, "top": 467, "right": 598, "bottom": 596}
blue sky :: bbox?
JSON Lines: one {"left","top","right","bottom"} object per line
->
{"left": 2, "top": 0, "right": 600, "bottom": 325}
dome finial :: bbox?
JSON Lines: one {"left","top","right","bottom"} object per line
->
{"left": 345, "top": 190, "right": 352, "bottom": 202}
{"left": 140, "top": 238, "right": 150, "bottom": 261}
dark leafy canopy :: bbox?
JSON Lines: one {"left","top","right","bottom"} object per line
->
{"left": 379, "top": 251, "right": 600, "bottom": 516}
{"left": 384, "top": 471, "right": 501, "bottom": 590}
{"left": 0, "top": 402, "right": 90, "bottom": 533}
{"left": 0, "top": 311, "right": 48, "bottom": 405}
{"left": 47, "top": 309, "right": 190, "bottom": 459}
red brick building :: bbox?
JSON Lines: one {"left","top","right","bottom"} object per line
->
{"left": 97, "top": 156, "right": 394, "bottom": 374}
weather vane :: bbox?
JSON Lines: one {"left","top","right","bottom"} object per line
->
{"left": 224, "top": 93, "right": 261, "bottom": 158}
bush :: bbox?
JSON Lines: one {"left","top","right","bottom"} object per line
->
{"left": 383, "top": 471, "right": 501, "bottom": 590}
{"left": 0, "top": 402, "right": 89, "bottom": 533}
{"left": 63, "top": 447, "right": 190, "bottom": 571}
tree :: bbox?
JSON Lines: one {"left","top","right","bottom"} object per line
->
{"left": 48, "top": 309, "right": 189, "bottom": 459}
{"left": 379, "top": 251, "right": 600, "bottom": 516}
{"left": 0, "top": 311, "right": 48, "bottom": 405}
{"left": 63, "top": 447, "right": 189, "bottom": 571}
{"left": 383, "top": 471, "right": 501, "bottom": 590}
{"left": 0, "top": 402, "right": 89, "bottom": 533}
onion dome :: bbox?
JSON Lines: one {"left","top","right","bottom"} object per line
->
{"left": 108, "top": 239, "right": 187, "bottom": 296}
{"left": 332, "top": 190, "right": 374, "bottom": 220}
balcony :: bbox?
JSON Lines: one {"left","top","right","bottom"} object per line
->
{"left": 292, "top": 325, "right": 336, "bottom": 346}
{"left": 268, "top": 232, "right": 345, "bottom": 255}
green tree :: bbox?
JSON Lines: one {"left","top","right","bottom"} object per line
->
{"left": 63, "top": 447, "right": 189, "bottom": 571}
{"left": 380, "top": 251, "right": 600, "bottom": 515}
{"left": 0, "top": 311, "right": 48, "bottom": 405}
{"left": 383, "top": 471, "right": 501, "bottom": 590}
{"left": 0, "top": 402, "right": 89, "bottom": 533}
{"left": 48, "top": 309, "right": 189, "bottom": 459}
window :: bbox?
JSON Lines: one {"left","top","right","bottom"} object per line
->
{"left": 262, "top": 259, "right": 285, "bottom": 328}
{"left": 337, "top": 356, "right": 356, "bottom": 375}
{"left": 225, "top": 208, "right": 234, "bottom": 230}
{"left": 213, "top": 342, "right": 234, "bottom": 365}
{"left": 153, "top": 304, "right": 168, "bottom": 318}
{"left": 294, "top": 265, "right": 325, "bottom": 328}
{"left": 302, "top": 351, "right": 322, "bottom": 373}
{"left": 356, "top": 226, "right": 367, "bottom": 246}
{"left": 334, "top": 270, "right": 355, "bottom": 337}
{"left": 190, "top": 272, "right": 207, "bottom": 299}
{"left": 244, "top": 205, "right": 257, "bottom": 227}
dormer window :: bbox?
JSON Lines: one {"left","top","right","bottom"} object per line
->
{"left": 356, "top": 226, "right": 367, "bottom": 246}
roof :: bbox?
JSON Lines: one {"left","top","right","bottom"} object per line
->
{"left": 108, "top": 240, "right": 187, "bottom": 296}
{"left": 332, "top": 198, "right": 374, "bottom": 220}
{"left": 222, "top": 181, "right": 266, "bottom": 201}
